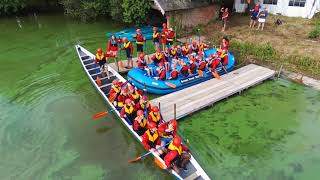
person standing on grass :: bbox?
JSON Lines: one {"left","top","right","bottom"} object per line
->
{"left": 249, "top": 1, "right": 261, "bottom": 28}
{"left": 257, "top": 7, "right": 268, "bottom": 31}
{"left": 221, "top": 8, "right": 229, "bottom": 32}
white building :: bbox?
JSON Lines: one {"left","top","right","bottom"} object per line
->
{"left": 234, "top": 0, "right": 320, "bottom": 19}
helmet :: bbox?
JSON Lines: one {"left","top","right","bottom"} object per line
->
{"left": 121, "top": 88, "right": 128, "bottom": 93}
{"left": 158, "top": 62, "right": 164, "bottom": 67}
{"left": 97, "top": 48, "right": 102, "bottom": 53}
{"left": 169, "top": 119, "right": 177, "bottom": 128}
{"left": 148, "top": 121, "right": 157, "bottom": 129}
{"left": 125, "top": 98, "right": 132, "bottom": 104}
{"left": 139, "top": 53, "right": 145, "bottom": 59}
{"left": 136, "top": 29, "right": 141, "bottom": 33}
{"left": 172, "top": 136, "right": 181, "bottom": 146}
{"left": 142, "top": 95, "right": 148, "bottom": 101}
{"left": 153, "top": 27, "right": 158, "bottom": 31}
{"left": 123, "top": 37, "right": 128, "bottom": 42}
{"left": 156, "top": 49, "right": 161, "bottom": 53}
{"left": 112, "top": 79, "right": 120, "bottom": 85}
{"left": 137, "top": 110, "right": 144, "bottom": 116}
{"left": 152, "top": 106, "right": 159, "bottom": 112}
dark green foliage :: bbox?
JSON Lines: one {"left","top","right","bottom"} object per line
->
{"left": 0, "top": 0, "right": 26, "bottom": 15}
{"left": 308, "top": 21, "right": 320, "bottom": 39}
{"left": 109, "top": 0, "right": 123, "bottom": 21}
{"left": 122, "top": 0, "right": 150, "bottom": 25}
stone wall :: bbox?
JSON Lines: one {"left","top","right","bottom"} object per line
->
{"left": 166, "top": 4, "right": 219, "bottom": 27}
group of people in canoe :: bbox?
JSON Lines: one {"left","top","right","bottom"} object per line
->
{"left": 108, "top": 80, "right": 190, "bottom": 173}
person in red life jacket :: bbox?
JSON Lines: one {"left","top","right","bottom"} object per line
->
{"left": 133, "top": 29, "right": 146, "bottom": 56}
{"left": 197, "top": 49, "right": 205, "bottom": 61}
{"left": 220, "top": 49, "right": 229, "bottom": 66}
{"left": 138, "top": 53, "right": 153, "bottom": 77}
{"left": 199, "top": 39, "right": 208, "bottom": 51}
{"left": 122, "top": 37, "right": 134, "bottom": 68}
{"left": 220, "top": 37, "right": 230, "bottom": 51}
{"left": 189, "top": 58, "right": 197, "bottom": 74}
{"left": 95, "top": 48, "right": 107, "bottom": 69}
{"left": 128, "top": 84, "right": 140, "bottom": 105}
{"left": 161, "top": 23, "right": 168, "bottom": 51}
{"left": 208, "top": 54, "right": 221, "bottom": 72}
{"left": 135, "top": 95, "right": 151, "bottom": 113}
{"left": 142, "top": 122, "right": 163, "bottom": 155}
{"left": 152, "top": 27, "right": 161, "bottom": 50}
{"left": 164, "top": 136, "right": 191, "bottom": 173}
{"left": 108, "top": 79, "right": 121, "bottom": 103}
{"left": 170, "top": 45, "right": 177, "bottom": 58}
{"left": 163, "top": 47, "right": 171, "bottom": 62}
{"left": 108, "top": 34, "right": 121, "bottom": 57}
{"left": 190, "top": 41, "right": 199, "bottom": 54}
{"left": 197, "top": 58, "right": 207, "bottom": 77}
{"left": 115, "top": 87, "right": 129, "bottom": 111}
{"left": 133, "top": 110, "right": 147, "bottom": 136}
{"left": 156, "top": 62, "right": 166, "bottom": 81}
{"left": 148, "top": 106, "right": 163, "bottom": 125}
{"left": 120, "top": 98, "right": 136, "bottom": 125}
{"left": 158, "top": 119, "right": 178, "bottom": 146}
{"left": 166, "top": 28, "right": 175, "bottom": 46}
{"left": 176, "top": 45, "right": 182, "bottom": 57}
{"left": 182, "top": 43, "right": 190, "bottom": 56}
{"left": 180, "top": 61, "right": 190, "bottom": 77}
{"left": 168, "top": 64, "right": 179, "bottom": 80}
{"left": 151, "top": 49, "right": 165, "bottom": 66}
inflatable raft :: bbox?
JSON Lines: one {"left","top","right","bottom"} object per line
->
{"left": 106, "top": 26, "right": 162, "bottom": 42}
{"left": 128, "top": 49, "right": 235, "bottom": 94}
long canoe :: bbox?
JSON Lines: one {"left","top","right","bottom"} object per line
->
{"left": 75, "top": 45, "right": 211, "bottom": 180}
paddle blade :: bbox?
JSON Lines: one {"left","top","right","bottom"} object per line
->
{"left": 165, "top": 82, "right": 176, "bottom": 89}
{"left": 128, "top": 156, "right": 141, "bottom": 163}
{"left": 212, "top": 71, "right": 221, "bottom": 80}
{"left": 93, "top": 111, "right": 108, "bottom": 119}
{"left": 108, "top": 93, "right": 117, "bottom": 103}
{"left": 96, "top": 76, "right": 102, "bottom": 87}
{"left": 154, "top": 158, "right": 166, "bottom": 170}
{"left": 197, "top": 70, "right": 204, "bottom": 77}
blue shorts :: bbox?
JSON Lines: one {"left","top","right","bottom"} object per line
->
{"left": 161, "top": 137, "right": 173, "bottom": 144}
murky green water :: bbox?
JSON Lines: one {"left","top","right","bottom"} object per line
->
{"left": 1, "top": 13, "right": 320, "bottom": 180}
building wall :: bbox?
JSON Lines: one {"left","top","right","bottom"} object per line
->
{"left": 234, "top": 0, "right": 319, "bottom": 19}
{"left": 166, "top": 4, "right": 219, "bottom": 27}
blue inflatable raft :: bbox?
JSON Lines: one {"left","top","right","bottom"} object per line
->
{"left": 106, "top": 26, "right": 162, "bottom": 42}
{"left": 127, "top": 49, "right": 235, "bottom": 94}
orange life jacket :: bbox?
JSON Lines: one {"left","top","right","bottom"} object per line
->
{"left": 124, "top": 105, "right": 134, "bottom": 114}
{"left": 149, "top": 111, "right": 161, "bottom": 123}
{"left": 96, "top": 53, "right": 104, "bottom": 61}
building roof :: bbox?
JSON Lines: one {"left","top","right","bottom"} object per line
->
{"left": 154, "top": 0, "right": 213, "bottom": 14}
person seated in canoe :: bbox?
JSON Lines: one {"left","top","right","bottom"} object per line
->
{"left": 95, "top": 48, "right": 107, "bottom": 70}
{"left": 220, "top": 37, "right": 230, "bottom": 51}
{"left": 180, "top": 61, "right": 190, "bottom": 77}
{"left": 151, "top": 49, "right": 165, "bottom": 66}
{"left": 120, "top": 98, "right": 136, "bottom": 125}
{"left": 199, "top": 39, "right": 209, "bottom": 51}
{"left": 189, "top": 58, "right": 197, "bottom": 74}
{"left": 133, "top": 29, "right": 146, "bottom": 57}
{"left": 164, "top": 136, "right": 191, "bottom": 173}
{"left": 166, "top": 28, "right": 175, "bottom": 47}
{"left": 168, "top": 64, "right": 179, "bottom": 80}
{"left": 108, "top": 79, "right": 121, "bottom": 102}
{"left": 135, "top": 95, "right": 151, "bottom": 113}
{"left": 137, "top": 53, "right": 153, "bottom": 77}
{"left": 176, "top": 45, "right": 183, "bottom": 57}
{"left": 133, "top": 110, "right": 147, "bottom": 136}
{"left": 128, "top": 84, "right": 140, "bottom": 104}
{"left": 122, "top": 37, "right": 134, "bottom": 68}
{"left": 158, "top": 119, "right": 177, "bottom": 147}
{"left": 152, "top": 27, "right": 161, "bottom": 50}
{"left": 142, "top": 122, "right": 164, "bottom": 155}
{"left": 161, "top": 23, "right": 168, "bottom": 51}
{"left": 115, "top": 87, "right": 128, "bottom": 110}
{"left": 148, "top": 106, "right": 163, "bottom": 125}
{"left": 190, "top": 41, "right": 199, "bottom": 54}
{"left": 182, "top": 43, "right": 190, "bottom": 56}
{"left": 155, "top": 62, "right": 166, "bottom": 81}
{"left": 170, "top": 45, "right": 178, "bottom": 59}
{"left": 108, "top": 34, "right": 121, "bottom": 57}
{"left": 163, "top": 47, "right": 171, "bottom": 62}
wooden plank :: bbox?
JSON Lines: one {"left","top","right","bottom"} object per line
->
{"left": 151, "top": 64, "right": 275, "bottom": 122}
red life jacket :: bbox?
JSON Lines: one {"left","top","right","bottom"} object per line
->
{"left": 198, "top": 61, "right": 206, "bottom": 71}
{"left": 190, "top": 63, "right": 197, "bottom": 73}
{"left": 167, "top": 31, "right": 175, "bottom": 42}
{"left": 171, "top": 70, "right": 178, "bottom": 79}
{"left": 136, "top": 34, "right": 145, "bottom": 44}
{"left": 158, "top": 67, "right": 166, "bottom": 80}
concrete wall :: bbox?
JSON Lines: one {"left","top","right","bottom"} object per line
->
{"left": 166, "top": 4, "right": 219, "bottom": 27}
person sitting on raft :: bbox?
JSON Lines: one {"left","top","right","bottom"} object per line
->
{"left": 133, "top": 29, "right": 146, "bottom": 56}
{"left": 122, "top": 37, "right": 134, "bottom": 68}
{"left": 137, "top": 53, "right": 153, "bottom": 77}
{"left": 182, "top": 43, "right": 190, "bottom": 56}
{"left": 108, "top": 34, "right": 121, "bottom": 57}
{"left": 151, "top": 49, "right": 165, "bottom": 66}
{"left": 115, "top": 87, "right": 129, "bottom": 110}
{"left": 152, "top": 27, "right": 161, "bottom": 50}
{"left": 199, "top": 39, "right": 208, "bottom": 51}
{"left": 189, "top": 58, "right": 197, "bottom": 74}
{"left": 220, "top": 37, "right": 230, "bottom": 51}
{"left": 95, "top": 48, "right": 107, "bottom": 70}
{"left": 220, "top": 49, "right": 229, "bottom": 66}
{"left": 128, "top": 84, "right": 140, "bottom": 105}
{"left": 120, "top": 98, "right": 136, "bottom": 125}
{"left": 208, "top": 54, "right": 221, "bottom": 73}
{"left": 176, "top": 45, "right": 183, "bottom": 57}
{"left": 133, "top": 110, "right": 147, "bottom": 136}
{"left": 163, "top": 47, "right": 171, "bottom": 62}
{"left": 197, "top": 58, "right": 207, "bottom": 77}
{"left": 155, "top": 62, "right": 166, "bottom": 81}
{"left": 164, "top": 136, "right": 191, "bottom": 173}
{"left": 190, "top": 41, "right": 199, "bottom": 54}
{"left": 135, "top": 95, "right": 151, "bottom": 113}
{"left": 180, "top": 61, "right": 190, "bottom": 77}
{"left": 148, "top": 106, "right": 163, "bottom": 125}
{"left": 170, "top": 46, "right": 178, "bottom": 58}
{"left": 158, "top": 119, "right": 177, "bottom": 146}
{"left": 168, "top": 64, "right": 179, "bottom": 80}
{"left": 166, "top": 28, "right": 175, "bottom": 47}
{"left": 142, "top": 122, "right": 163, "bottom": 155}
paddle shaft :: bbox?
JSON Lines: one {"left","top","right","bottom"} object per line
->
{"left": 141, "top": 142, "right": 169, "bottom": 160}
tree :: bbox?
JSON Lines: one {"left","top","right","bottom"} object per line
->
{"left": 108, "top": 0, "right": 123, "bottom": 21}
{"left": 0, "top": 0, "right": 26, "bottom": 15}
{"left": 122, "top": 0, "right": 150, "bottom": 25}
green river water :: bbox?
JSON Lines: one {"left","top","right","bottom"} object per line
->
{"left": 0, "top": 13, "right": 319, "bottom": 180}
